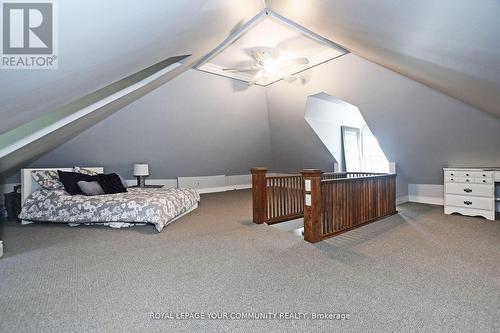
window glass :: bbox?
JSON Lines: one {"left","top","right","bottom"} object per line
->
{"left": 342, "top": 127, "right": 362, "bottom": 172}
{"left": 343, "top": 125, "right": 389, "bottom": 173}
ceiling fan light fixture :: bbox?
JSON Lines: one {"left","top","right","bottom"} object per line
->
{"left": 262, "top": 59, "right": 281, "bottom": 77}
{"left": 196, "top": 9, "right": 348, "bottom": 86}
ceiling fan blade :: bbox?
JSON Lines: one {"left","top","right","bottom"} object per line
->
{"left": 222, "top": 67, "right": 244, "bottom": 72}
{"left": 249, "top": 50, "right": 264, "bottom": 63}
{"left": 222, "top": 67, "right": 259, "bottom": 74}
{"left": 279, "top": 57, "right": 310, "bottom": 66}
{"left": 247, "top": 47, "right": 280, "bottom": 61}
{"left": 224, "top": 60, "right": 256, "bottom": 68}
{"left": 240, "top": 69, "right": 261, "bottom": 74}
{"left": 265, "top": 47, "right": 280, "bottom": 59}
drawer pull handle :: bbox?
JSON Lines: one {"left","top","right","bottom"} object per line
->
{"left": 464, "top": 201, "right": 472, "bottom": 205}
{"left": 466, "top": 173, "right": 470, "bottom": 176}
{"left": 464, "top": 188, "right": 472, "bottom": 193}
{"left": 451, "top": 178, "right": 454, "bottom": 181}
{"left": 483, "top": 174, "right": 486, "bottom": 177}
{"left": 451, "top": 173, "right": 454, "bottom": 176}
{"left": 483, "top": 180, "right": 486, "bottom": 183}
{"left": 466, "top": 179, "right": 470, "bottom": 182}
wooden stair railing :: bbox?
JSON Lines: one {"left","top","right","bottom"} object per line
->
{"left": 251, "top": 167, "right": 397, "bottom": 242}
{"left": 251, "top": 167, "right": 268, "bottom": 224}
{"left": 301, "top": 169, "right": 324, "bottom": 243}
{"left": 250, "top": 167, "right": 304, "bottom": 225}
{"left": 303, "top": 169, "right": 397, "bottom": 242}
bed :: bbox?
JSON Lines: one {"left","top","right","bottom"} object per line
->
{"left": 19, "top": 168, "right": 200, "bottom": 232}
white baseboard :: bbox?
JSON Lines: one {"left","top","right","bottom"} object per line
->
{"left": 178, "top": 175, "right": 225, "bottom": 189}
{"left": 178, "top": 174, "right": 252, "bottom": 194}
{"left": 408, "top": 184, "right": 444, "bottom": 206}
{"left": 126, "top": 176, "right": 251, "bottom": 194}
{"left": 197, "top": 184, "right": 251, "bottom": 194}
{"left": 225, "top": 174, "right": 251, "bottom": 186}
{"left": 126, "top": 179, "right": 177, "bottom": 188}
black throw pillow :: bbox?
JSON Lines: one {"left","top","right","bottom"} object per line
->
{"left": 96, "top": 173, "right": 128, "bottom": 194}
{"left": 58, "top": 170, "right": 97, "bottom": 195}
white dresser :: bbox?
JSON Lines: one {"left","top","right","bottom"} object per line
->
{"left": 443, "top": 168, "right": 499, "bottom": 220}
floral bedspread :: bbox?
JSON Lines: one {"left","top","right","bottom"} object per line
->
{"left": 19, "top": 187, "right": 200, "bottom": 232}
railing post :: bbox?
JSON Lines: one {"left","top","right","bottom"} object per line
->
{"left": 301, "top": 169, "right": 323, "bottom": 243}
{"left": 250, "top": 167, "right": 268, "bottom": 224}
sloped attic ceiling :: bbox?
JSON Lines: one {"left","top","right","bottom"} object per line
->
{"left": 0, "top": 56, "right": 189, "bottom": 175}
{"left": 1, "top": 0, "right": 499, "bottom": 182}
{"left": 0, "top": 0, "right": 264, "bottom": 135}
{"left": 267, "top": 0, "right": 500, "bottom": 117}
{"left": 2, "top": 0, "right": 498, "bottom": 136}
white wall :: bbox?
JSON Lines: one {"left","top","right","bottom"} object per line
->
{"left": 3, "top": 69, "right": 273, "bottom": 182}
{"left": 305, "top": 93, "right": 366, "bottom": 170}
{"left": 266, "top": 53, "right": 500, "bottom": 199}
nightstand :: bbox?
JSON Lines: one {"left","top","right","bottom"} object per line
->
{"left": 129, "top": 185, "right": 164, "bottom": 188}
{"left": 4, "top": 190, "right": 21, "bottom": 221}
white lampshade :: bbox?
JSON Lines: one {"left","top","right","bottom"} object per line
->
{"left": 133, "top": 163, "right": 149, "bottom": 176}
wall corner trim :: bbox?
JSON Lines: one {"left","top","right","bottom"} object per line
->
{"left": 396, "top": 195, "right": 409, "bottom": 205}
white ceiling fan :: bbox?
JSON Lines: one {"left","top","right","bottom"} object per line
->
{"left": 222, "top": 47, "right": 309, "bottom": 84}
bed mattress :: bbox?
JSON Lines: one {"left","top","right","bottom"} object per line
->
{"left": 19, "top": 187, "right": 200, "bottom": 232}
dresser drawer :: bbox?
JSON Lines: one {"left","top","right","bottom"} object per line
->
{"left": 445, "top": 194, "right": 494, "bottom": 211}
{"left": 445, "top": 176, "right": 460, "bottom": 183}
{"left": 445, "top": 171, "right": 468, "bottom": 178}
{"left": 445, "top": 183, "right": 493, "bottom": 197}
{"left": 476, "top": 177, "right": 493, "bottom": 184}
{"left": 458, "top": 177, "right": 474, "bottom": 184}
{"left": 470, "top": 171, "right": 493, "bottom": 178}
{"left": 445, "top": 170, "right": 493, "bottom": 179}
{"left": 444, "top": 176, "right": 493, "bottom": 185}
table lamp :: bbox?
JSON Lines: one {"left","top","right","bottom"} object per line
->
{"left": 133, "top": 164, "right": 149, "bottom": 187}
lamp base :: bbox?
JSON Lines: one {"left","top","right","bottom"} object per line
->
{"left": 136, "top": 176, "right": 146, "bottom": 187}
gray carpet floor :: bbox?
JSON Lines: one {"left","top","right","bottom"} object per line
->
{"left": 0, "top": 189, "right": 499, "bottom": 332}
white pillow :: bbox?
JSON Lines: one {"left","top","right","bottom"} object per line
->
{"left": 77, "top": 181, "right": 105, "bottom": 196}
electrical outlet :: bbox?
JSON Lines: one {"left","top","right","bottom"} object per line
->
{"left": 305, "top": 194, "right": 311, "bottom": 206}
